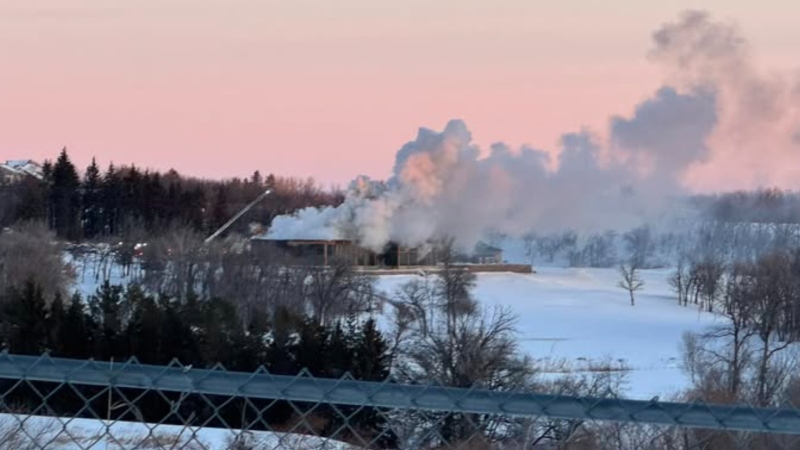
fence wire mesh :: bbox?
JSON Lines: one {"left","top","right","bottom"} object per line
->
{"left": 0, "top": 352, "right": 798, "bottom": 450}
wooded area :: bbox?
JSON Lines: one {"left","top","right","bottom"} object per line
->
{"left": 5, "top": 149, "right": 800, "bottom": 448}
{"left": 0, "top": 148, "right": 343, "bottom": 240}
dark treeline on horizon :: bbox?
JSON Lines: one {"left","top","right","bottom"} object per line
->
{"left": 691, "top": 188, "right": 800, "bottom": 224}
{"left": 0, "top": 148, "right": 344, "bottom": 240}
{"left": 5, "top": 148, "right": 800, "bottom": 243}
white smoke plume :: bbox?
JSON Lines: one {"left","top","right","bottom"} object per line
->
{"left": 649, "top": 10, "right": 800, "bottom": 191}
{"left": 267, "top": 10, "right": 799, "bottom": 252}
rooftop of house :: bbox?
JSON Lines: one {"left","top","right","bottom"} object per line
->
{"left": 252, "top": 229, "right": 343, "bottom": 241}
{"left": 2, "top": 160, "right": 44, "bottom": 180}
{"left": 473, "top": 241, "right": 503, "bottom": 255}
{"left": 253, "top": 237, "right": 354, "bottom": 245}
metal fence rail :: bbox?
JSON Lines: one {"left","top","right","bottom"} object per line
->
{"left": 0, "top": 351, "right": 798, "bottom": 449}
{"left": 0, "top": 352, "right": 798, "bottom": 434}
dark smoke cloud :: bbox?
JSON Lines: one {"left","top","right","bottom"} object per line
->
{"left": 267, "top": 10, "right": 798, "bottom": 251}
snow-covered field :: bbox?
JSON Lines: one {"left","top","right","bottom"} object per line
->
{"left": 376, "top": 267, "right": 718, "bottom": 401}
{"left": 49, "top": 247, "right": 728, "bottom": 448}
{"left": 66, "top": 247, "right": 720, "bottom": 401}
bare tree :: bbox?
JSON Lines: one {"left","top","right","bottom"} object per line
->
{"left": 303, "top": 257, "right": 378, "bottom": 326}
{"left": 747, "top": 251, "right": 797, "bottom": 406}
{"left": 669, "top": 254, "right": 692, "bottom": 306}
{"left": 0, "top": 222, "right": 74, "bottom": 301}
{"left": 624, "top": 225, "right": 655, "bottom": 268}
{"left": 618, "top": 262, "right": 644, "bottom": 306}
{"left": 434, "top": 244, "right": 478, "bottom": 336}
{"left": 683, "top": 261, "right": 756, "bottom": 400}
{"left": 140, "top": 225, "right": 206, "bottom": 299}
{"left": 680, "top": 252, "right": 800, "bottom": 413}
{"left": 389, "top": 243, "right": 534, "bottom": 448}
{"left": 522, "top": 232, "right": 537, "bottom": 265}
{"left": 690, "top": 255, "right": 726, "bottom": 312}
{"left": 508, "top": 370, "right": 628, "bottom": 449}
{"left": 574, "top": 231, "right": 618, "bottom": 268}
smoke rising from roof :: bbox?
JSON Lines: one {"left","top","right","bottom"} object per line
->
{"left": 266, "top": 10, "right": 799, "bottom": 252}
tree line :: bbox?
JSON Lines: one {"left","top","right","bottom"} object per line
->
{"left": 0, "top": 224, "right": 636, "bottom": 449}
{"left": 0, "top": 278, "right": 397, "bottom": 447}
{"left": 670, "top": 248, "right": 800, "bottom": 340}
{"left": 670, "top": 249, "right": 800, "bottom": 450}
{"left": 0, "top": 148, "right": 344, "bottom": 240}
{"left": 693, "top": 187, "right": 800, "bottom": 224}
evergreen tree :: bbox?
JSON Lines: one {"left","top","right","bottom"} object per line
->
{"left": 48, "top": 148, "right": 82, "bottom": 239}
{"left": 236, "top": 309, "right": 270, "bottom": 371}
{"left": 47, "top": 292, "right": 66, "bottom": 352}
{"left": 143, "top": 172, "right": 166, "bottom": 231}
{"left": 210, "top": 184, "right": 229, "bottom": 235}
{"left": 1, "top": 280, "right": 50, "bottom": 355}
{"left": 14, "top": 177, "right": 48, "bottom": 222}
{"left": 165, "top": 180, "right": 182, "bottom": 226}
{"left": 41, "top": 160, "right": 53, "bottom": 182}
{"left": 59, "top": 293, "right": 92, "bottom": 359}
{"left": 160, "top": 294, "right": 200, "bottom": 365}
{"left": 180, "top": 187, "right": 206, "bottom": 232}
{"left": 349, "top": 318, "right": 395, "bottom": 447}
{"left": 266, "top": 306, "right": 299, "bottom": 375}
{"left": 326, "top": 321, "right": 352, "bottom": 378}
{"left": 87, "top": 281, "right": 125, "bottom": 360}
{"left": 293, "top": 317, "right": 330, "bottom": 376}
{"left": 197, "top": 297, "right": 241, "bottom": 368}
{"left": 352, "top": 318, "right": 391, "bottom": 381}
{"left": 121, "top": 165, "right": 143, "bottom": 231}
{"left": 124, "top": 286, "right": 162, "bottom": 364}
{"left": 101, "top": 163, "right": 123, "bottom": 236}
{"left": 81, "top": 158, "right": 103, "bottom": 239}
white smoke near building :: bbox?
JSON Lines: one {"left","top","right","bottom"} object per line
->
{"left": 267, "top": 10, "right": 800, "bottom": 253}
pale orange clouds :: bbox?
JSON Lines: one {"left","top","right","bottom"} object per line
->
{"left": 0, "top": 1, "right": 797, "bottom": 189}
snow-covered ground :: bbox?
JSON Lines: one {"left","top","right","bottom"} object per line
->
{"left": 65, "top": 246, "right": 720, "bottom": 401}
{"left": 52, "top": 245, "right": 729, "bottom": 448}
{"left": 376, "top": 266, "right": 718, "bottom": 401}
{"left": 0, "top": 413, "right": 355, "bottom": 450}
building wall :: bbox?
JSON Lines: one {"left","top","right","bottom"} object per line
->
{"left": 252, "top": 239, "right": 449, "bottom": 268}
{"left": 0, "top": 166, "right": 22, "bottom": 185}
{"left": 472, "top": 253, "right": 503, "bottom": 264}
{"left": 252, "top": 238, "right": 505, "bottom": 268}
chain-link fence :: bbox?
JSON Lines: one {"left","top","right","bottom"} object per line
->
{"left": 0, "top": 352, "right": 798, "bottom": 450}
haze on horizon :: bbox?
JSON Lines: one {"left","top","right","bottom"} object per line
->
{"left": 1, "top": 1, "right": 799, "bottom": 191}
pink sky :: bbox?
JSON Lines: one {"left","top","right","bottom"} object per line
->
{"left": 1, "top": 1, "right": 797, "bottom": 187}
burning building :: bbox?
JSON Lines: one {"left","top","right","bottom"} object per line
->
{"left": 250, "top": 235, "right": 532, "bottom": 273}
{"left": 251, "top": 237, "right": 445, "bottom": 268}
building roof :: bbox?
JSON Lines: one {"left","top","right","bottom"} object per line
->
{"left": 254, "top": 238, "right": 354, "bottom": 245}
{"left": 0, "top": 165, "right": 17, "bottom": 174}
{"left": 2, "top": 160, "right": 44, "bottom": 180}
{"left": 473, "top": 241, "right": 503, "bottom": 256}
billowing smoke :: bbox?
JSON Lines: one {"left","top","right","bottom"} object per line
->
{"left": 649, "top": 10, "right": 800, "bottom": 191}
{"left": 267, "top": 10, "right": 799, "bottom": 252}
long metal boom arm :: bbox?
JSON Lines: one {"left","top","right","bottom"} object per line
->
{"left": 204, "top": 189, "right": 272, "bottom": 244}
